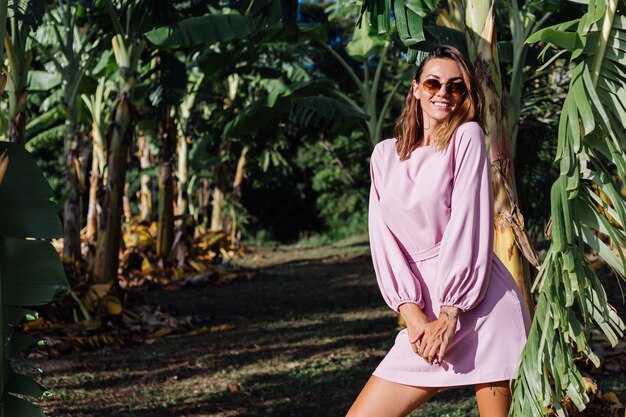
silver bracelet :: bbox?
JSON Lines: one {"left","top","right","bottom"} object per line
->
{"left": 440, "top": 310, "right": 458, "bottom": 319}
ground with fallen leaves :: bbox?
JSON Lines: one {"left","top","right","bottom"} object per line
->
{"left": 33, "top": 235, "right": 625, "bottom": 417}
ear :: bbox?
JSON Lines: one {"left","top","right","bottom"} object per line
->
{"left": 411, "top": 79, "right": 420, "bottom": 101}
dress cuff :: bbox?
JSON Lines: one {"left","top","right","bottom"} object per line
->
{"left": 393, "top": 300, "right": 424, "bottom": 313}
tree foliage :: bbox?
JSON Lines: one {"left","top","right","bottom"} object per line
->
{"left": 513, "top": 1, "right": 626, "bottom": 415}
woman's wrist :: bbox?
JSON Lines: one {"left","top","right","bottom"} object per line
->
{"left": 439, "top": 306, "right": 460, "bottom": 319}
{"left": 398, "top": 303, "right": 429, "bottom": 327}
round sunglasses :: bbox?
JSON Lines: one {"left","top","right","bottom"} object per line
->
{"left": 420, "top": 79, "right": 467, "bottom": 98}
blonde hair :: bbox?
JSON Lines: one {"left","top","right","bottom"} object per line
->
{"left": 394, "top": 45, "right": 484, "bottom": 160}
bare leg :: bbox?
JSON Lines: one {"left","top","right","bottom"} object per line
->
{"left": 474, "top": 380, "right": 512, "bottom": 417}
{"left": 346, "top": 375, "right": 439, "bottom": 417}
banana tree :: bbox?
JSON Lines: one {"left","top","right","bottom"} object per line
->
{"left": 174, "top": 70, "right": 204, "bottom": 263}
{"left": 144, "top": 10, "right": 273, "bottom": 237}
{"left": 505, "top": 1, "right": 558, "bottom": 154}
{"left": 81, "top": 77, "right": 112, "bottom": 241}
{"left": 513, "top": 1, "right": 626, "bottom": 415}
{"left": 0, "top": 143, "right": 69, "bottom": 416}
{"left": 92, "top": 0, "right": 148, "bottom": 283}
{"left": 33, "top": 0, "right": 98, "bottom": 261}
{"left": 5, "top": 0, "right": 45, "bottom": 145}
{"left": 177, "top": 70, "right": 204, "bottom": 221}
{"left": 302, "top": 21, "right": 409, "bottom": 149}
{"left": 460, "top": 1, "right": 537, "bottom": 310}
{"left": 147, "top": 51, "right": 187, "bottom": 260}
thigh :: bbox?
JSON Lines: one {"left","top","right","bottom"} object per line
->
{"left": 346, "top": 375, "right": 439, "bottom": 417}
{"left": 474, "top": 381, "right": 512, "bottom": 417}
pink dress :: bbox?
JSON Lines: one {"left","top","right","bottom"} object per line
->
{"left": 369, "top": 121, "right": 531, "bottom": 387}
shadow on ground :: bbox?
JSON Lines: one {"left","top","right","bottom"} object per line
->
{"left": 35, "top": 244, "right": 480, "bottom": 417}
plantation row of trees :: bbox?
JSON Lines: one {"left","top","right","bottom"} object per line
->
{"left": 0, "top": 0, "right": 416, "bottom": 413}
{"left": 0, "top": 0, "right": 624, "bottom": 415}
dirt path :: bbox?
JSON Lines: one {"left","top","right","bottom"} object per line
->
{"left": 33, "top": 238, "right": 484, "bottom": 416}
{"left": 32, "top": 236, "right": 626, "bottom": 416}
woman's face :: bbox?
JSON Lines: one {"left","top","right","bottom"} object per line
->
{"left": 412, "top": 58, "right": 466, "bottom": 129}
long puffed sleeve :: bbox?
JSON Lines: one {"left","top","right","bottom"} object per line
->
{"left": 436, "top": 122, "right": 493, "bottom": 312}
{"left": 369, "top": 144, "right": 424, "bottom": 312}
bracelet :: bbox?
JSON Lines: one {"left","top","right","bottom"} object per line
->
{"left": 440, "top": 310, "right": 459, "bottom": 319}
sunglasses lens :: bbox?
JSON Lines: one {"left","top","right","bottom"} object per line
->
{"left": 422, "top": 79, "right": 441, "bottom": 94}
{"left": 449, "top": 83, "right": 467, "bottom": 97}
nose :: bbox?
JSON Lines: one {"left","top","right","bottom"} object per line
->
{"left": 436, "top": 83, "right": 449, "bottom": 96}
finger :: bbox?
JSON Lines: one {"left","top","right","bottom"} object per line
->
{"left": 409, "top": 328, "right": 425, "bottom": 344}
{"left": 417, "top": 341, "right": 426, "bottom": 357}
{"left": 419, "top": 340, "right": 433, "bottom": 362}
{"left": 438, "top": 340, "right": 449, "bottom": 363}
{"left": 419, "top": 336, "right": 432, "bottom": 353}
{"left": 427, "top": 344, "right": 439, "bottom": 364}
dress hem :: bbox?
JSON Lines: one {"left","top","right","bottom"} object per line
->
{"left": 371, "top": 366, "right": 519, "bottom": 388}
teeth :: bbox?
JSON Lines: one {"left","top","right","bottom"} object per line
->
{"left": 433, "top": 102, "right": 450, "bottom": 108}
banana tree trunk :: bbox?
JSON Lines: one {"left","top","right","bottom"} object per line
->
{"left": 199, "top": 178, "right": 211, "bottom": 226}
{"left": 93, "top": 93, "right": 132, "bottom": 284}
{"left": 463, "top": 1, "right": 534, "bottom": 310}
{"left": 230, "top": 145, "right": 248, "bottom": 247}
{"left": 92, "top": 24, "right": 143, "bottom": 283}
{"left": 210, "top": 143, "right": 229, "bottom": 231}
{"left": 174, "top": 125, "right": 191, "bottom": 266}
{"left": 210, "top": 186, "right": 224, "bottom": 231}
{"left": 176, "top": 129, "right": 189, "bottom": 219}
{"left": 232, "top": 145, "right": 248, "bottom": 200}
{"left": 86, "top": 122, "right": 105, "bottom": 241}
{"left": 177, "top": 73, "right": 203, "bottom": 220}
{"left": 123, "top": 182, "right": 132, "bottom": 222}
{"left": 4, "top": 23, "right": 30, "bottom": 146}
{"left": 138, "top": 135, "right": 153, "bottom": 222}
{"left": 156, "top": 108, "right": 175, "bottom": 259}
{"left": 86, "top": 169, "right": 99, "bottom": 241}
{"left": 62, "top": 119, "right": 82, "bottom": 261}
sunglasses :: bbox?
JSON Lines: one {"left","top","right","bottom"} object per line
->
{"left": 420, "top": 79, "right": 467, "bottom": 98}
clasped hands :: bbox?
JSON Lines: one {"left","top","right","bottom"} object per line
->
{"left": 398, "top": 303, "right": 459, "bottom": 365}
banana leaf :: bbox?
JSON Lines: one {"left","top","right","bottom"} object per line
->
{"left": 512, "top": 1, "right": 626, "bottom": 415}
{"left": 145, "top": 13, "right": 257, "bottom": 48}
{"left": 0, "top": 142, "right": 69, "bottom": 416}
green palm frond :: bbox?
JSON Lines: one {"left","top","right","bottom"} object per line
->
{"left": 224, "top": 79, "right": 369, "bottom": 137}
{"left": 288, "top": 95, "right": 370, "bottom": 128}
{"left": 513, "top": 1, "right": 626, "bottom": 415}
{"left": 357, "top": 0, "right": 439, "bottom": 62}
{"left": 7, "top": 0, "right": 45, "bottom": 27}
{"left": 144, "top": 13, "right": 258, "bottom": 48}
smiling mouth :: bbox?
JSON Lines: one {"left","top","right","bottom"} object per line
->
{"left": 432, "top": 102, "right": 452, "bottom": 109}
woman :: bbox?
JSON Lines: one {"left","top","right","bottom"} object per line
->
{"left": 346, "top": 45, "right": 531, "bottom": 417}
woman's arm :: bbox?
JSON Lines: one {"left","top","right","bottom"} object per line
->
{"left": 368, "top": 143, "right": 425, "bottom": 312}
{"left": 436, "top": 121, "right": 493, "bottom": 312}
